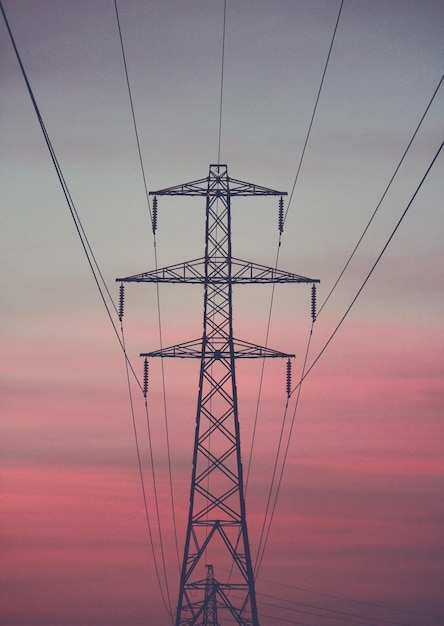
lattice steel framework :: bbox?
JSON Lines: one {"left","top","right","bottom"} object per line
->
{"left": 117, "top": 164, "right": 319, "bottom": 625}
{"left": 203, "top": 565, "right": 219, "bottom": 626}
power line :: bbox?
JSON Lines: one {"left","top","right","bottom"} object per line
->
{"left": 257, "top": 612, "right": 312, "bottom": 626}
{"left": 257, "top": 601, "right": 383, "bottom": 626}
{"left": 317, "top": 72, "right": 444, "bottom": 317}
{"left": 6, "top": 1, "right": 442, "bottom": 621}
{"left": 253, "top": 72, "right": 443, "bottom": 574}
{"left": 1, "top": 1, "right": 118, "bottom": 325}
{"left": 256, "top": 592, "right": 420, "bottom": 626}
{"left": 257, "top": 85, "right": 444, "bottom": 544}
{"left": 254, "top": 321, "right": 315, "bottom": 577}
{"left": 253, "top": 397, "right": 290, "bottom": 569}
{"left": 290, "top": 139, "right": 443, "bottom": 396}
{"left": 0, "top": 2, "right": 147, "bottom": 402}
{"left": 260, "top": 576, "right": 444, "bottom": 621}
{"left": 113, "top": 0, "right": 152, "bottom": 224}
{"left": 143, "top": 396, "right": 174, "bottom": 619}
{"left": 2, "top": 2, "right": 174, "bottom": 617}
{"left": 120, "top": 324, "right": 173, "bottom": 619}
{"left": 154, "top": 272, "right": 182, "bottom": 571}
{"left": 114, "top": 0, "right": 181, "bottom": 575}
{"left": 244, "top": 246, "right": 282, "bottom": 493}
{"left": 245, "top": 0, "right": 343, "bottom": 519}
{"left": 283, "top": 0, "right": 344, "bottom": 228}
{"left": 221, "top": 567, "right": 444, "bottom": 623}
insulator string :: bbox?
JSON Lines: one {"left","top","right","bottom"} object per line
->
{"left": 286, "top": 359, "right": 292, "bottom": 399}
{"left": 278, "top": 196, "right": 284, "bottom": 235}
{"left": 143, "top": 358, "right": 149, "bottom": 398}
{"left": 152, "top": 196, "right": 158, "bottom": 235}
{"left": 118, "top": 283, "right": 125, "bottom": 321}
{"left": 311, "top": 283, "right": 317, "bottom": 323}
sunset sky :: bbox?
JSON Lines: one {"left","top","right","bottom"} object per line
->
{"left": 1, "top": 1, "right": 443, "bottom": 625}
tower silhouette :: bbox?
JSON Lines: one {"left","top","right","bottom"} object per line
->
{"left": 118, "top": 164, "right": 318, "bottom": 625}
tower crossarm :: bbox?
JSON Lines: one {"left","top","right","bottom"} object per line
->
{"left": 149, "top": 164, "right": 287, "bottom": 198}
{"left": 116, "top": 258, "right": 206, "bottom": 283}
{"left": 117, "top": 257, "right": 319, "bottom": 285}
{"left": 223, "top": 176, "right": 285, "bottom": 197}
{"left": 140, "top": 337, "right": 295, "bottom": 359}
{"left": 231, "top": 258, "right": 318, "bottom": 283}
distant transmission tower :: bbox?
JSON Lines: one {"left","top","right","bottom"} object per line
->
{"left": 118, "top": 164, "right": 318, "bottom": 625}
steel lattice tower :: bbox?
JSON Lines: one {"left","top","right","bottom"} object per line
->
{"left": 117, "top": 164, "right": 319, "bottom": 625}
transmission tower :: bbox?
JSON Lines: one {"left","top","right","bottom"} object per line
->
{"left": 203, "top": 565, "right": 220, "bottom": 626}
{"left": 117, "top": 164, "right": 319, "bottom": 625}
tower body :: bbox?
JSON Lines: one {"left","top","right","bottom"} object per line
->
{"left": 117, "top": 164, "right": 318, "bottom": 625}
{"left": 174, "top": 164, "right": 259, "bottom": 625}
{"left": 202, "top": 565, "right": 220, "bottom": 626}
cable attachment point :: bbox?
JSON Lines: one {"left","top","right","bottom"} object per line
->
{"left": 286, "top": 358, "right": 292, "bottom": 398}
{"left": 278, "top": 196, "right": 284, "bottom": 234}
{"left": 311, "top": 283, "right": 317, "bottom": 322}
{"left": 143, "top": 357, "right": 149, "bottom": 398}
{"left": 118, "top": 283, "right": 125, "bottom": 322}
{"left": 152, "top": 196, "right": 158, "bottom": 235}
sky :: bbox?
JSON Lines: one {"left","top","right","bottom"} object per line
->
{"left": 1, "top": 1, "right": 443, "bottom": 625}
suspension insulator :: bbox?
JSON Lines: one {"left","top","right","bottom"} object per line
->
{"left": 118, "top": 283, "right": 125, "bottom": 322}
{"left": 311, "top": 283, "right": 317, "bottom": 323}
{"left": 278, "top": 196, "right": 284, "bottom": 234}
{"left": 286, "top": 358, "right": 292, "bottom": 398}
{"left": 152, "top": 196, "right": 158, "bottom": 235}
{"left": 143, "top": 358, "right": 149, "bottom": 398}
